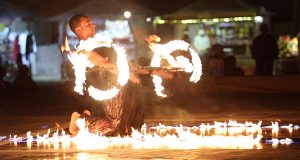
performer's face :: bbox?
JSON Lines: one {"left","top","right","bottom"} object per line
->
{"left": 76, "top": 17, "right": 96, "bottom": 40}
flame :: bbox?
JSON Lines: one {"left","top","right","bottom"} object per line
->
{"left": 60, "top": 36, "right": 70, "bottom": 53}
{"left": 150, "top": 47, "right": 166, "bottom": 97}
{"left": 262, "top": 121, "right": 297, "bottom": 147}
{"left": 271, "top": 121, "right": 279, "bottom": 138}
{"left": 68, "top": 53, "right": 93, "bottom": 95}
{"left": 281, "top": 124, "right": 294, "bottom": 134}
{"left": 267, "top": 138, "right": 294, "bottom": 148}
{"left": 149, "top": 38, "right": 202, "bottom": 97}
{"left": 12, "top": 120, "right": 299, "bottom": 150}
{"left": 67, "top": 33, "right": 129, "bottom": 101}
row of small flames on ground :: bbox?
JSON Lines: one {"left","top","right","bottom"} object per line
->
{"left": 1, "top": 120, "right": 299, "bottom": 150}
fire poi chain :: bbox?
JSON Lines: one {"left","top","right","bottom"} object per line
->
{"left": 67, "top": 33, "right": 130, "bottom": 101}
{"left": 66, "top": 34, "right": 202, "bottom": 101}
{"left": 149, "top": 38, "right": 202, "bottom": 97}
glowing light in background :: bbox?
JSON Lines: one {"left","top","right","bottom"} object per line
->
{"left": 123, "top": 11, "right": 131, "bottom": 19}
{"left": 254, "top": 16, "right": 264, "bottom": 23}
{"left": 146, "top": 17, "right": 152, "bottom": 22}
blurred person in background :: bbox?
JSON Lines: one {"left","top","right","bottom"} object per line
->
{"left": 251, "top": 24, "right": 279, "bottom": 75}
{"left": 205, "top": 44, "right": 224, "bottom": 77}
{"left": 12, "top": 65, "right": 37, "bottom": 92}
{"left": 0, "top": 66, "right": 12, "bottom": 94}
{"left": 224, "top": 55, "right": 244, "bottom": 76}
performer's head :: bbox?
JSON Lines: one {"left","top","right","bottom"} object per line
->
{"left": 69, "top": 13, "right": 96, "bottom": 40}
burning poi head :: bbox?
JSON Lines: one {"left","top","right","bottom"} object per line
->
{"left": 148, "top": 36, "right": 202, "bottom": 97}
{"left": 64, "top": 33, "right": 130, "bottom": 101}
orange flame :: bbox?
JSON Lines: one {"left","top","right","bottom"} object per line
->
{"left": 60, "top": 36, "right": 70, "bottom": 53}
{"left": 10, "top": 120, "right": 299, "bottom": 150}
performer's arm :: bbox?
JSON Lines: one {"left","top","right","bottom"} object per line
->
{"left": 87, "top": 51, "right": 141, "bottom": 83}
{"left": 131, "top": 63, "right": 174, "bottom": 79}
{"left": 87, "top": 50, "right": 118, "bottom": 74}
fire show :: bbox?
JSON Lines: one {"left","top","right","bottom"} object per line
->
{"left": 1, "top": 30, "right": 300, "bottom": 158}
{"left": 1, "top": 0, "right": 300, "bottom": 159}
{"left": 6, "top": 33, "right": 299, "bottom": 151}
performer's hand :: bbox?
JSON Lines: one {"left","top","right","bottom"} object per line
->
{"left": 145, "top": 35, "right": 160, "bottom": 43}
{"left": 129, "top": 74, "right": 141, "bottom": 84}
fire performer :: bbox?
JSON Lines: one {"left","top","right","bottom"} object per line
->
{"left": 67, "top": 14, "right": 172, "bottom": 136}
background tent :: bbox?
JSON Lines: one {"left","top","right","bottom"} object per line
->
{"left": 163, "top": 0, "right": 258, "bottom": 20}
{"left": 0, "top": 0, "right": 36, "bottom": 19}
{"left": 50, "top": 0, "right": 155, "bottom": 20}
